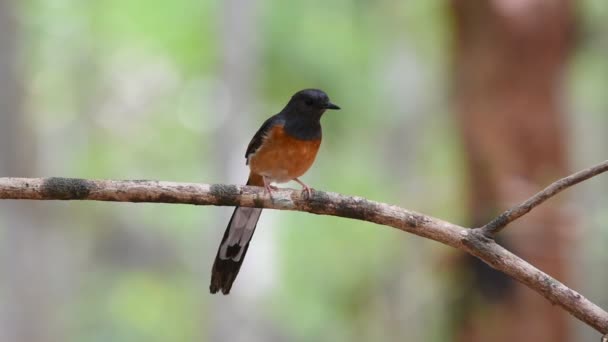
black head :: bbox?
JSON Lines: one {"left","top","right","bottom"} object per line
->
{"left": 284, "top": 89, "right": 340, "bottom": 118}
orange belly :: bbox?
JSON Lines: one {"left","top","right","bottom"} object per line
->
{"left": 248, "top": 125, "right": 321, "bottom": 183}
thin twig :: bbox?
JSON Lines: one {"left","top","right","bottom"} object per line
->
{"left": 0, "top": 176, "right": 607, "bottom": 333}
{"left": 482, "top": 160, "right": 608, "bottom": 236}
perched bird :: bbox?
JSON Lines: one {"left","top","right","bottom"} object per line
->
{"left": 210, "top": 89, "right": 340, "bottom": 294}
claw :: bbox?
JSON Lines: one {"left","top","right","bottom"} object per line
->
{"left": 294, "top": 178, "right": 313, "bottom": 199}
{"left": 263, "top": 176, "right": 275, "bottom": 198}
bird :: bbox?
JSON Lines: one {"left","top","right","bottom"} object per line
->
{"left": 210, "top": 88, "right": 340, "bottom": 295}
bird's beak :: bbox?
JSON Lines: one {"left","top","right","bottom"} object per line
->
{"left": 325, "top": 102, "right": 340, "bottom": 110}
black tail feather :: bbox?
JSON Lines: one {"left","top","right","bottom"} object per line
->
{"left": 209, "top": 206, "right": 260, "bottom": 294}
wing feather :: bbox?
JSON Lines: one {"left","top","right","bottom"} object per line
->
{"left": 245, "top": 114, "right": 284, "bottom": 164}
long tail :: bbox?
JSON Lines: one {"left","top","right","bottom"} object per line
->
{"left": 210, "top": 173, "right": 264, "bottom": 294}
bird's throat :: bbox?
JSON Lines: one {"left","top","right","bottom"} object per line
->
{"left": 283, "top": 116, "right": 322, "bottom": 141}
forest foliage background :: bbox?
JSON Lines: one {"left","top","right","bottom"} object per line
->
{"left": 0, "top": 0, "right": 607, "bottom": 341}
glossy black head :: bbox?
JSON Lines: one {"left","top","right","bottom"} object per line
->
{"left": 284, "top": 89, "right": 340, "bottom": 118}
{"left": 281, "top": 89, "right": 339, "bottom": 140}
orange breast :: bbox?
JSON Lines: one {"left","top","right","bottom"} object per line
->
{"left": 248, "top": 125, "right": 321, "bottom": 183}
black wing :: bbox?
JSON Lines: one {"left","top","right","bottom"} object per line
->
{"left": 245, "top": 114, "right": 284, "bottom": 164}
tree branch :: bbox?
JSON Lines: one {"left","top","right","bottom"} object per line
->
{"left": 0, "top": 173, "right": 607, "bottom": 335}
{"left": 482, "top": 159, "right": 608, "bottom": 236}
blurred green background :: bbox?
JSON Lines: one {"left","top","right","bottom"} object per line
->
{"left": 0, "top": 0, "right": 607, "bottom": 341}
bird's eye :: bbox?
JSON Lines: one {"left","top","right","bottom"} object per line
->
{"left": 305, "top": 99, "right": 313, "bottom": 106}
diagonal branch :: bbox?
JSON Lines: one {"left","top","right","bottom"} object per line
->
{"left": 482, "top": 160, "right": 608, "bottom": 236}
{"left": 0, "top": 175, "right": 607, "bottom": 334}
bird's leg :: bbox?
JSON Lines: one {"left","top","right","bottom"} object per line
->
{"left": 294, "top": 178, "right": 313, "bottom": 198}
{"left": 262, "top": 176, "right": 277, "bottom": 196}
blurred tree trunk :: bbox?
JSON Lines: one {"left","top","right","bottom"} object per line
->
{"left": 450, "top": 1, "right": 576, "bottom": 341}
{"left": 208, "top": 0, "right": 283, "bottom": 341}
{"left": 0, "top": 1, "right": 64, "bottom": 341}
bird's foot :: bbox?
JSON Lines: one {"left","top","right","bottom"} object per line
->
{"left": 294, "top": 178, "right": 313, "bottom": 199}
{"left": 263, "top": 177, "right": 276, "bottom": 198}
